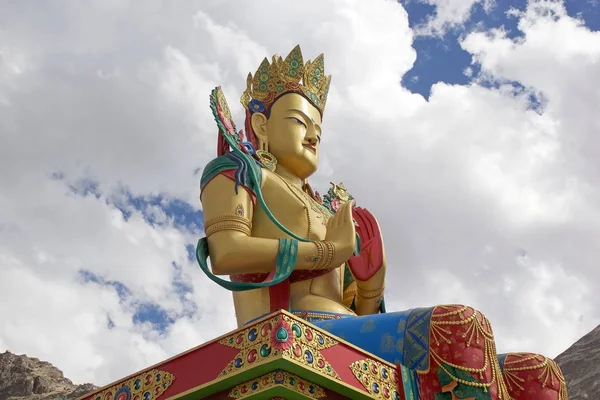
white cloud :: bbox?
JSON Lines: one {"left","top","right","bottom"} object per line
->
{"left": 0, "top": 0, "right": 598, "bottom": 387}
{"left": 414, "top": 0, "right": 496, "bottom": 37}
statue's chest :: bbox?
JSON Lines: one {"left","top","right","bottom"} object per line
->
{"left": 259, "top": 177, "right": 331, "bottom": 240}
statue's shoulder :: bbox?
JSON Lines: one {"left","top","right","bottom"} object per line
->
{"left": 259, "top": 168, "right": 281, "bottom": 186}
{"left": 200, "top": 155, "right": 235, "bottom": 189}
{"left": 200, "top": 152, "right": 263, "bottom": 193}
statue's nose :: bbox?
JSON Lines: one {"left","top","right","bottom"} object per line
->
{"left": 305, "top": 130, "right": 318, "bottom": 146}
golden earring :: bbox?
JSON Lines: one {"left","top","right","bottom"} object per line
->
{"left": 256, "top": 150, "right": 277, "bottom": 172}
{"left": 259, "top": 138, "right": 268, "bottom": 152}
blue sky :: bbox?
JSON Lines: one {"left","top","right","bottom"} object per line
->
{"left": 401, "top": 0, "right": 600, "bottom": 98}
{"left": 55, "top": 169, "right": 202, "bottom": 334}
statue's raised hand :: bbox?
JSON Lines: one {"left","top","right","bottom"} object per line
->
{"left": 347, "top": 207, "right": 384, "bottom": 282}
{"left": 325, "top": 200, "right": 357, "bottom": 267}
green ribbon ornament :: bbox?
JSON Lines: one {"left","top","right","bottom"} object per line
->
{"left": 196, "top": 237, "right": 298, "bottom": 291}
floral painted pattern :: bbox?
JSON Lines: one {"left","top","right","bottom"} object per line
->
{"left": 322, "top": 182, "right": 355, "bottom": 214}
{"left": 270, "top": 320, "right": 293, "bottom": 351}
{"left": 248, "top": 98, "right": 266, "bottom": 114}
{"left": 216, "top": 104, "right": 236, "bottom": 136}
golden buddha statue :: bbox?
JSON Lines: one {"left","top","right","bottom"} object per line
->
{"left": 196, "top": 45, "right": 568, "bottom": 400}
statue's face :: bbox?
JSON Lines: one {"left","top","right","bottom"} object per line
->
{"left": 252, "top": 93, "right": 322, "bottom": 180}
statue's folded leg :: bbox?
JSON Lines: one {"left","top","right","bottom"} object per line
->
{"left": 497, "top": 352, "right": 568, "bottom": 400}
{"left": 420, "top": 304, "right": 510, "bottom": 400}
{"left": 313, "top": 304, "right": 511, "bottom": 400}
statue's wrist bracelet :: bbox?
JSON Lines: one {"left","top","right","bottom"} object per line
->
{"left": 323, "top": 241, "right": 335, "bottom": 269}
{"left": 311, "top": 240, "right": 335, "bottom": 270}
{"left": 311, "top": 241, "right": 325, "bottom": 270}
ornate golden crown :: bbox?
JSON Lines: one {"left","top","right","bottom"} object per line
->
{"left": 240, "top": 45, "right": 332, "bottom": 116}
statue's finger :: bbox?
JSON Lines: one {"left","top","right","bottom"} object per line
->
{"left": 353, "top": 208, "right": 369, "bottom": 238}
{"left": 367, "top": 212, "right": 380, "bottom": 241}
{"left": 326, "top": 213, "right": 336, "bottom": 230}
{"left": 363, "top": 211, "right": 376, "bottom": 239}
{"left": 359, "top": 208, "right": 377, "bottom": 239}
{"left": 343, "top": 200, "right": 355, "bottom": 225}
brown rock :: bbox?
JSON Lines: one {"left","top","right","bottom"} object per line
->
{"left": 0, "top": 350, "right": 96, "bottom": 400}
{"left": 555, "top": 324, "right": 600, "bottom": 400}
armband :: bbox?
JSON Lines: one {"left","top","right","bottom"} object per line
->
{"left": 204, "top": 214, "right": 251, "bottom": 237}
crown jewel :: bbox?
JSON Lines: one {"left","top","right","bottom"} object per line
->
{"left": 240, "top": 45, "right": 332, "bottom": 116}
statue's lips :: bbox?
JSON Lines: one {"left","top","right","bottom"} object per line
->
{"left": 303, "top": 144, "right": 316, "bottom": 154}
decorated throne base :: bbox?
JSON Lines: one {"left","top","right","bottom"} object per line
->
{"left": 77, "top": 310, "right": 416, "bottom": 400}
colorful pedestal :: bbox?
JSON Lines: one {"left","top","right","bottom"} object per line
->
{"left": 78, "top": 310, "right": 418, "bottom": 400}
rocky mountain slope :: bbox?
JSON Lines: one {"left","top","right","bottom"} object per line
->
{"left": 555, "top": 324, "right": 600, "bottom": 400}
{"left": 0, "top": 351, "right": 95, "bottom": 400}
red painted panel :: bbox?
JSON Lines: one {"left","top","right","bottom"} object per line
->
{"left": 320, "top": 344, "right": 367, "bottom": 392}
{"left": 159, "top": 342, "right": 239, "bottom": 397}
{"left": 81, "top": 342, "right": 239, "bottom": 400}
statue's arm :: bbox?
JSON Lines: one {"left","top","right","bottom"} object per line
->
{"left": 201, "top": 174, "right": 329, "bottom": 275}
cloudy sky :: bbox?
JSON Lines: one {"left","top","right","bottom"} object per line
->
{"left": 1, "top": 0, "right": 599, "bottom": 386}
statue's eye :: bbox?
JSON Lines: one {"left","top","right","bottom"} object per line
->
{"left": 287, "top": 117, "right": 306, "bottom": 128}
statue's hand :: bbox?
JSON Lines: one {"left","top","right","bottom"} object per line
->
{"left": 347, "top": 207, "right": 384, "bottom": 282}
{"left": 324, "top": 200, "right": 357, "bottom": 267}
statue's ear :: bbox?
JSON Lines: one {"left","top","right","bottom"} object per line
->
{"left": 251, "top": 112, "right": 268, "bottom": 147}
